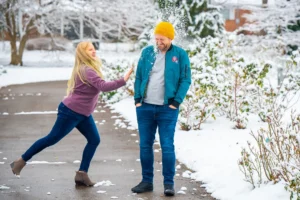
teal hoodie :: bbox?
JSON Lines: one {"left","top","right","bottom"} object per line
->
{"left": 134, "top": 44, "right": 191, "bottom": 108}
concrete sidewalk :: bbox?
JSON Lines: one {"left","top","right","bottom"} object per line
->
{"left": 0, "top": 81, "right": 215, "bottom": 200}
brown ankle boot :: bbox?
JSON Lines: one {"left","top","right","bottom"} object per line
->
{"left": 10, "top": 158, "right": 26, "bottom": 176}
{"left": 74, "top": 171, "right": 95, "bottom": 186}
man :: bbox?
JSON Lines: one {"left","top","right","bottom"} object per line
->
{"left": 132, "top": 21, "right": 191, "bottom": 196}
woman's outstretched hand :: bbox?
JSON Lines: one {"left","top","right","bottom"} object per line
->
{"left": 124, "top": 66, "right": 134, "bottom": 82}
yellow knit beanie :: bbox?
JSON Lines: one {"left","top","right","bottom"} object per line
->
{"left": 154, "top": 21, "right": 175, "bottom": 40}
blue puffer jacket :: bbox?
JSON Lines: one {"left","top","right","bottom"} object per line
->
{"left": 134, "top": 44, "right": 191, "bottom": 108}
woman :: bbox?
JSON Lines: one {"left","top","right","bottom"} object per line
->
{"left": 10, "top": 41, "right": 133, "bottom": 186}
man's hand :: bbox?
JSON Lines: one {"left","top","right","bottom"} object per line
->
{"left": 136, "top": 103, "right": 142, "bottom": 107}
{"left": 169, "top": 105, "right": 177, "bottom": 109}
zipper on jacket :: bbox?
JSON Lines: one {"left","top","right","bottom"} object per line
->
{"left": 164, "top": 52, "right": 167, "bottom": 105}
{"left": 141, "top": 53, "right": 155, "bottom": 103}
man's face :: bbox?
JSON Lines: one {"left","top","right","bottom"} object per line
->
{"left": 155, "top": 34, "right": 171, "bottom": 52}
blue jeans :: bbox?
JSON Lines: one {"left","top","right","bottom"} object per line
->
{"left": 136, "top": 103, "right": 179, "bottom": 185}
{"left": 22, "top": 102, "right": 100, "bottom": 172}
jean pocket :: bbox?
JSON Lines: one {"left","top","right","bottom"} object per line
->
{"left": 136, "top": 103, "right": 143, "bottom": 109}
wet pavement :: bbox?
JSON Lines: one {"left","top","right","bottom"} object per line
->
{"left": 0, "top": 81, "right": 216, "bottom": 200}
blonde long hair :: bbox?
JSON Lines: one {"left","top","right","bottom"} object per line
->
{"left": 66, "top": 41, "right": 104, "bottom": 96}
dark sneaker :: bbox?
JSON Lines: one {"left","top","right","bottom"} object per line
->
{"left": 164, "top": 184, "right": 175, "bottom": 196}
{"left": 131, "top": 182, "right": 153, "bottom": 193}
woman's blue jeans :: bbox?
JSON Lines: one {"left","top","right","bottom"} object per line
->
{"left": 22, "top": 102, "right": 100, "bottom": 172}
{"left": 136, "top": 103, "right": 179, "bottom": 185}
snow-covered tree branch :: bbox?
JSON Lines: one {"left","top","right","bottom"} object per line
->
{"left": 0, "top": 0, "right": 155, "bottom": 65}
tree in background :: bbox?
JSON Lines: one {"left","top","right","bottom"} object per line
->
{"left": 237, "top": 0, "right": 300, "bottom": 56}
{"left": 0, "top": 0, "right": 155, "bottom": 66}
{"left": 155, "top": 0, "right": 187, "bottom": 44}
{"left": 154, "top": 0, "right": 224, "bottom": 38}
{"left": 286, "top": 10, "right": 300, "bottom": 54}
{"left": 55, "top": 0, "right": 155, "bottom": 42}
{"left": 181, "top": 0, "right": 224, "bottom": 38}
{"left": 232, "top": 0, "right": 300, "bottom": 88}
{"left": 138, "top": 0, "right": 182, "bottom": 48}
{"left": 0, "top": 0, "right": 36, "bottom": 65}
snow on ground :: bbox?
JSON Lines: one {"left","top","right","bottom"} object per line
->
{"left": 26, "top": 161, "right": 66, "bottom": 165}
{"left": 14, "top": 111, "right": 57, "bottom": 115}
{"left": 110, "top": 98, "right": 291, "bottom": 200}
{"left": 0, "top": 67, "right": 72, "bottom": 88}
{"left": 212, "top": 0, "right": 275, "bottom": 6}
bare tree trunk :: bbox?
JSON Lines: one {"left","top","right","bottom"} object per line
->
{"left": 18, "top": 35, "right": 28, "bottom": 66}
{"left": 18, "top": 18, "right": 34, "bottom": 65}
{"left": 5, "top": 1, "right": 21, "bottom": 66}
{"left": 10, "top": 34, "right": 28, "bottom": 66}
{"left": 10, "top": 47, "right": 21, "bottom": 66}
{"left": 5, "top": 0, "right": 34, "bottom": 66}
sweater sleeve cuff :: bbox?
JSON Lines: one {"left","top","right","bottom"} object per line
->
{"left": 134, "top": 98, "right": 141, "bottom": 105}
{"left": 171, "top": 100, "right": 180, "bottom": 108}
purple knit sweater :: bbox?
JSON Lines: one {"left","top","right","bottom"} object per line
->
{"left": 63, "top": 67, "right": 126, "bottom": 116}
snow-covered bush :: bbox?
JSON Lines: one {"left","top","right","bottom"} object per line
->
{"left": 179, "top": 37, "right": 224, "bottom": 130}
{"left": 220, "top": 57, "right": 271, "bottom": 129}
{"left": 138, "top": 26, "right": 154, "bottom": 49}
{"left": 238, "top": 53, "right": 300, "bottom": 199}
{"left": 256, "top": 54, "right": 300, "bottom": 123}
{"left": 179, "top": 35, "right": 271, "bottom": 130}
{"left": 99, "top": 59, "right": 135, "bottom": 104}
{"left": 239, "top": 110, "right": 300, "bottom": 199}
